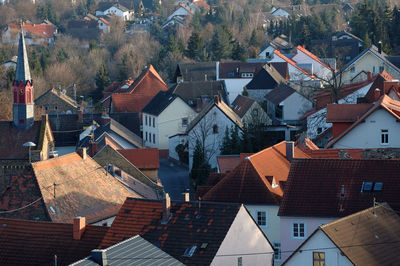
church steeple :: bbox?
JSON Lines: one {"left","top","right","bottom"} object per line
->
{"left": 13, "top": 25, "right": 34, "bottom": 130}
{"left": 15, "top": 27, "right": 31, "bottom": 83}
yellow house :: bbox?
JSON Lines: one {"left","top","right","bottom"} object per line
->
{"left": 339, "top": 45, "right": 400, "bottom": 85}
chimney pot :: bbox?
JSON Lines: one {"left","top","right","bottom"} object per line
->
{"left": 77, "top": 147, "right": 87, "bottom": 160}
{"left": 286, "top": 141, "right": 294, "bottom": 162}
{"left": 182, "top": 192, "right": 190, "bottom": 202}
{"left": 73, "top": 216, "right": 86, "bottom": 240}
{"left": 162, "top": 193, "right": 171, "bottom": 223}
{"left": 374, "top": 88, "right": 381, "bottom": 102}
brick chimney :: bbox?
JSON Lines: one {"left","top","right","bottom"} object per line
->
{"left": 374, "top": 88, "right": 381, "bottom": 101}
{"left": 162, "top": 193, "right": 171, "bottom": 224}
{"left": 89, "top": 140, "right": 98, "bottom": 157}
{"left": 367, "top": 71, "right": 372, "bottom": 81}
{"left": 286, "top": 141, "right": 294, "bottom": 162}
{"left": 77, "top": 147, "right": 87, "bottom": 160}
{"left": 78, "top": 108, "right": 83, "bottom": 123}
{"left": 101, "top": 108, "right": 111, "bottom": 125}
{"left": 182, "top": 192, "right": 190, "bottom": 202}
{"left": 73, "top": 216, "right": 86, "bottom": 240}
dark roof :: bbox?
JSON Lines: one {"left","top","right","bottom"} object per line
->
{"left": 245, "top": 63, "right": 285, "bottom": 90}
{"left": 0, "top": 218, "right": 108, "bottom": 266}
{"left": 15, "top": 29, "right": 31, "bottom": 83}
{"left": 279, "top": 158, "right": 400, "bottom": 217}
{"left": 0, "top": 152, "right": 138, "bottom": 223}
{"left": 142, "top": 90, "right": 181, "bottom": 116}
{"left": 387, "top": 56, "right": 400, "bottom": 69}
{"left": 71, "top": 235, "right": 184, "bottom": 266}
{"left": 231, "top": 95, "right": 255, "bottom": 118}
{"left": 218, "top": 62, "right": 264, "bottom": 79}
{"left": 265, "top": 83, "right": 297, "bottom": 105}
{"left": 109, "top": 112, "right": 141, "bottom": 137}
{"left": 202, "top": 159, "right": 280, "bottom": 205}
{"left": 100, "top": 198, "right": 242, "bottom": 265}
{"left": 271, "top": 62, "right": 289, "bottom": 80}
{"left": 0, "top": 121, "right": 42, "bottom": 159}
{"left": 175, "top": 62, "right": 216, "bottom": 82}
{"left": 171, "top": 80, "right": 228, "bottom": 106}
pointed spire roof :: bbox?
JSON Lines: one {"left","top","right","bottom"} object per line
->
{"left": 15, "top": 26, "right": 31, "bottom": 83}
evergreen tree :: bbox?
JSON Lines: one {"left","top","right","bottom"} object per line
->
{"left": 240, "top": 125, "right": 253, "bottom": 153}
{"left": 186, "top": 31, "right": 204, "bottom": 60}
{"left": 95, "top": 64, "right": 110, "bottom": 100}
{"left": 190, "top": 139, "right": 210, "bottom": 187}
{"left": 229, "top": 126, "right": 241, "bottom": 154}
{"left": 220, "top": 127, "right": 231, "bottom": 155}
{"left": 210, "top": 25, "right": 233, "bottom": 60}
{"left": 232, "top": 41, "right": 247, "bottom": 62}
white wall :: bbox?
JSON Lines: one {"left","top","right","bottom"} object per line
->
{"left": 269, "top": 55, "right": 313, "bottom": 81}
{"left": 259, "top": 45, "right": 275, "bottom": 59}
{"left": 166, "top": 6, "right": 190, "bottom": 21}
{"left": 188, "top": 105, "right": 240, "bottom": 170}
{"left": 210, "top": 205, "right": 274, "bottom": 266}
{"left": 157, "top": 97, "right": 197, "bottom": 150}
{"left": 284, "top": 229, "right": 352, "bottom": 266}
{"left": 292, "top": 49, "right": 332, "bottom": 80}
{"left": 105, "top": 6, "right": 134, "bottom": 21}
{"left": 332, "top": 108, "right": 400, "bottom": 149}
{"left": 143, "top": 113, "right": 158, "bottom": 148}
{"left": 281, "top": 92, "right": 312, "bottom": 121}
{"left": 220, "top": 79, "right": 251, "bottom": 104}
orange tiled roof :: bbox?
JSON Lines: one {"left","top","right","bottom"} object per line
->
{"left": 111, "top": 94, "right": 155, "bottom": 113}
{"left": 305, "top": 149, "right": 363, "bottom": 159}
{"left": 326, "top": 103, "right": 373, "bottom": 123}
{"left": 326, "top": 95, "right": 400, "bottom": 148}
{"left": 217, "top": 155, "right": 240, "bottom": 173}
{"left": 9, "top": 23, "right": 56, "bottom": 39}
{"left": 273, "top": 50, "right": 316, "bottom": 79}
{"left": 118, "top": 148, "right": 159, "bottom": 169}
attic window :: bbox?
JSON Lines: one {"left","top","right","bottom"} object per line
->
{"left": 361, "top": 182, "right": 373, "bottom": 192}
{"left": 213, "top": 124, "right": 219, "bottom": 134}
{"left": 374, "top": 182, "right": 383, "bottom": 191}
{"left": 183, "top": 246, "right": 197, "bottom": 257}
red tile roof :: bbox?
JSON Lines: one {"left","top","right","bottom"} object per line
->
{"left": 9, "top": 23, "right": 56, "bottom": 39}
{"left": 326, "top": 95, "right": 400, "bottom": 148}
{"left": 202, "top": 159, "right": 281, "bottom": 204}
{"left": 0, "top": 218, "right": 108, "bottom": 265}
{"left": 118, "top": 148, "right": 159, "bottom": 169}
{"left": 100, "top": 198, "right": 242, "bottom": 265}
{"left": 363, "top": 71, "right": 398, "bottom": 103}
{"left": 217, "top": 155, "right": 240, "bottom": 173}
{"left": 279, "top": 158, "right": 400, "bottom": 217}
{"left": 326, "top": 103, "right": 373, "bottom": 122}
{"left": 111, "top": 65, "right": 168, "bottom": 113}
{"left": 305, "top": 149, "right": 363, "bottom": 159}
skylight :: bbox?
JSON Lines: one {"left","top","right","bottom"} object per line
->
{"left": 361, "top": 182, "right": 373, "bottom": 192}
{"left": 373, "top": 182, "right": 383, "bottom": 191}
{"left": 183, "top": 246, "right": 197, "bottom": 257}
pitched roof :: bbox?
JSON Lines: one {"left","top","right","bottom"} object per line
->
{"left": 231, "top": 95, "right": 255, "bottom": 118}
{"left": 279, "top": 158, "right": 400, "bottom": 217}
{"left": 111, "top": 92, "right": 159, "bottom": 113}
{"left": 342, "top": 45, "right": 400, "bottom": 75}
{"left": 186, "top": 97, "right": 243, "bottom": 132}
{"left": 171, "top": 80, "right": 227, "bottom": 106}
{"left": 100, "top": 198, "right": 242, "bottom": 265}
{"left": 0, "top": 218, "right": 108, "bottom": 265}
{"left": 296, "top": 45, "right": 333, "bottom": 70}
{"left": 326, "top": 103, "right": 373, "bottom": 122}
{"left": 326, "top": 95, "right": 400, "bottom": 148}
{"left": 175, "top": 62, "right": 216, "bottom": 82}
{"left": 35, "top": 88, "right": 79, "bottom": 109}
{"left": 142, "top": 90, "right": 181, "bottom": 116}
{"left": 118, "top": 148, "right": 159, "bottom": 169}
{"left": 202, "top": 159, "right": 280, "bottom": 205}
{"left": 9, "top": 23, "right": 56, "bottom": 39}
{"left": 265, "top": 83, "right": 297, "bottom": 105}
{"left": 271, "top": 62, "right": 290, "bottom": 80}
{"left": 0, "top": 152, "right": 137, "bottom": 223}
{"left": 71, "top": 235, "right": 184, "bottom": 266}
{"left": 320, "top": 203, "right": 400, "bottom": 265}
{"left": 245, "top": 63, "right": 286, "bottom": 90}
{"left": 273, "top": 50, "right": 316, "bottom": 79}
{"left": 217, "top": 155, "right": 240, "bottom": 173}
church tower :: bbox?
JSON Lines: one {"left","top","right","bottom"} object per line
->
{"left": 13, "top": 26, "right": 34, "bottom": 130}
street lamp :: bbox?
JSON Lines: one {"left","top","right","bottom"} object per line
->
{"left": 23, "top": 142, "right": 36, "bottom": 163}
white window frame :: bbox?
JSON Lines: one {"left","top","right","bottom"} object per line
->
{"left": 380, "top": 129, "right": 389, "bottom": 145}
{"left": 292, "top": 222, "right": 306, "bottom": 239}
{"left": 256, "top": 210, "right": 268, "bottom": 227}
{"left": 273, "top": 242, "right": 281, "bottom": 261}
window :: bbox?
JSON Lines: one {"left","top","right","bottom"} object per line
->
{"left": 373, "top": 182, "right": 383, "bottom": 191}
{"left": 317, "top": 127, "right": 322, "bottom": 134}
{"left": 182, "top": 117, "right": 188, "bottom": 127}
{"left": 373, "top": 66, "right": 376, "bottom": 74}
{"left": 153, "top": 134, "right": 155, "bottom": 143}
{"left": 381, "top": 129, "right": 388, "bottom": 145}
{"left": 145, "top": 115, "right": 147, "bottom": 126}
{"left": 379, "top": 66, "right": 384, "bottom": 73}
{"left": 313, "top": 252, "right": 325, "bottom": 266}
{"left": 274, "top": 243, "right": 281, "bottom": 261}
{"left": 153, "top": 117, "right": 155, "bottom": 127}
{"left": 345, "top": 56, "right": 351, "bottom": 60}
{"left": 237, "top": 257, "right": 243, "bottom": 266}
{"left": 213, "top": 124, "right": 218, "bottom": 134}
{"left": 145, "top": 132, "right": 148, "bottom": 141}
{"left": 275, "top": 104, "right": 283, "bottom": 119}
{"left": 257, "top": 211, "right": 267, "bottom": 226}
{"left": 361, "top": 182, "right": 373, "bottom": 192}
{"left": 293, "top": 222, "right": 305, "bottom": 238}
{"left": 350, "top": 66, "right": 355, "bottom": 73}
{"left": 183, "top": 246, "right": 197, "bottom": 257}
{"left": 252, "top": 109, "right": 259, "bottom": 117}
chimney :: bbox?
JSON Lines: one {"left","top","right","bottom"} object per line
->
{"left": 162, "top": 193, "right": 171, "bottom": 224}
{"left": 77, "top": 147, "right": 87, "bottom": 160}
{"left": 286, "top": 141, "right": 294, "bottom": 162}
{"left": 101, "top": 108, "right": 111, "bottom": 125}
{"left": 73, "top": 216, "right": 86, "bottom": 240}
{"left": 374, "top": 88, "right": 381, "bottom": 101}
{"left": 72, "top": 83, "right": 77, "bottom": 101}
{"left": 89, "top": 140, "right": 98, "bottom": 157}
{"left": 214, "top": 95, "right": 219, "bottom": 104}
{"left": 204, "top": 74, "right": 207, "bottom": 81}
{"left": 367, "top": 71, "right": 372, "bottom": 81}
{"left": 91, "top": 249, "right": 107, "bottom": 266}
{"left": 378, "top": 41, "right": 382, "bottom": 54}
{"left": 78, "top": 108, "right": 83, "bottom": 123}
{"left": 182, "top": 192, "right": 190, "bottom": 202}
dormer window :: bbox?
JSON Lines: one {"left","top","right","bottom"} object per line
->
{"left": 241, "top": 73, "right": 253, "bottom": 78}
